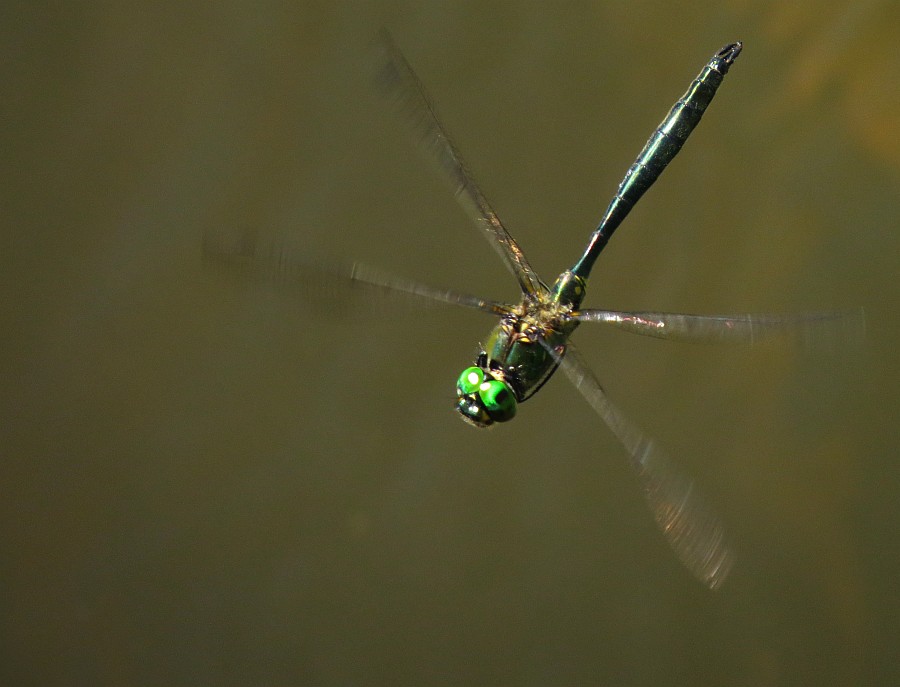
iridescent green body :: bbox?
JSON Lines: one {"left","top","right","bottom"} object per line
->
{"left": 454, "top": 270, "right": 589, "bottom": 426}
{"left": 483, "top": 271, "right": 586, "bottom": 400}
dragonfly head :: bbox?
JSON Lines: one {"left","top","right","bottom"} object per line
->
{"left": 455, "top": 366, "right": 517, "bottom": 427}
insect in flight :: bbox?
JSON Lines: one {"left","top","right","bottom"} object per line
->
{"left": 207, "top": 33, "right": 861, "bottom": 589}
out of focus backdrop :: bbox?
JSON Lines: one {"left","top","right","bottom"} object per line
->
{"left": 2, "top": 2, "right": 897, "bottom": 685}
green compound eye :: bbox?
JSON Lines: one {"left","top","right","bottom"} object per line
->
{"left": 456, "top": 366, "right": 485, "bottom": 395}
{"left": 478, "top": 379, "right": 517, "bottom": 422}
{"left": 455, "top": 367, "right": 517, "bottom": 424}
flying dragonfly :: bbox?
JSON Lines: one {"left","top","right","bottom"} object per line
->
{"left": 206, "top": 33, "right": 862, "bottom": 590}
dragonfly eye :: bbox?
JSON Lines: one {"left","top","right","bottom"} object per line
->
{"left": 456, "top": 366, "right": 486, "bottom": 395}
{"left": 455, "top": 367, "right": 517, "bottom": 426}
{"left": 478, "top": 379, "right": 517, "bottom": 422}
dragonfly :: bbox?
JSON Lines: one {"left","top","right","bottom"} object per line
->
{"left": 206, "top": 33, "right": 861, "bottom": 590}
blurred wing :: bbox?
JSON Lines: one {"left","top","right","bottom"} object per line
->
{"left": 203, "top": 228, "right": 511, "bottom": 316}
{"left": 375, "top": 30, "right": 545, "bottom": 298}
{"left": 572, "top": 309, "right": 866, "bottom": 345}
{"left": 553, "top": 341, "right": 734, "bottom": 590}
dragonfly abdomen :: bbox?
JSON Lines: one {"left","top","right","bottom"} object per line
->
{"left": 614, "top": 45, "right": 741, "bottom": 210}
{"left": 572, "top": 42, "right": 742, "bottom": 279}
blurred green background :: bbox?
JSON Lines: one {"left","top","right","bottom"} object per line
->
{"left": 2, "top": 2, "right": 897, "bottom": 685}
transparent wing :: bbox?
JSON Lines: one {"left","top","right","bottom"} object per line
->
{"left": 375, "top": 30, "right": 545, "bottom": 298}
{"left": 551, "top": 341, "right": 735, "bottom": 590}
{"left": 203, "top": 228, "right": 511, "bottom": 316}
{"left": 572, "top": 308, "right": 866, "bottom": 345}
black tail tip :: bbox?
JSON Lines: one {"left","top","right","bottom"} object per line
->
{"left": 718, "top": 41, "right": 743, "bottom": 65}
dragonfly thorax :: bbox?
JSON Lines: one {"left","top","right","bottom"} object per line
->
{"left": 509, "top": 270, "right": 588, "bottom": 336}
{"left": 454, "top": 271, "right": 588, "bottom": 428}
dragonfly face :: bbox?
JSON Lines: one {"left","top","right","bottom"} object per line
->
{"left": 455, "top": 364, "right": 517, "bottom": 427}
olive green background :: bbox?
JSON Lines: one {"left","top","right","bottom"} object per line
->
{"left": 2, "top": 2, "right": 897, "bottom": 685}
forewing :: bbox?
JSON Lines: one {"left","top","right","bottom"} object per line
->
{"left": 203, "top": 228, "right": 510, "bottom": 316}
{"left": 572, "top": 309, "right": 865, "bottom": 346}
{"left": 375, "top": 30, "right": 544, "bottom": 298}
